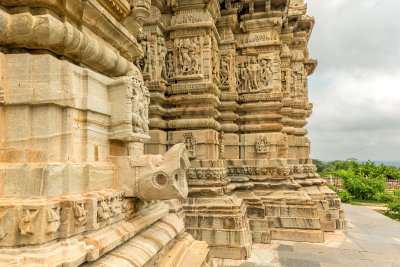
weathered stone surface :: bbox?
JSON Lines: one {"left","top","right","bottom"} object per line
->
{"left": 0, "top": 0, "right": 214, "bottom": 266}
{"left": 0, "top": 0, "right": 346, "bottom": 264}
{"left": 141, "top": 0, "right": 347, "bottom": 260}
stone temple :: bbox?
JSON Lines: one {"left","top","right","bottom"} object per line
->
{"left": 0, "top": 0, "right": 346, "bottom": 266}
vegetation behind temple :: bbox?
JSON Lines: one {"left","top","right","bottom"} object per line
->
{"left": 313, "top": 159, "right": 400, "bottom": 218}
{"left": 313, "top": 159, "right": 400, "bottom": 180}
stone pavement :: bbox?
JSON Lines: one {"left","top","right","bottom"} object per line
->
{"left": 215, "top": 204, "right": 400, "bottom": 267}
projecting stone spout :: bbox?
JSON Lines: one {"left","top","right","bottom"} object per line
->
{"left": 110, "top": 143, "right": 190, "bottom": 200}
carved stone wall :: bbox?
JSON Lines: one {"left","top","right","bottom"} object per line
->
{"left": 0, "top": 0, "right": 347, "bottom": 264}
{"left": 0, "top": 1, "right": 214, "bottom": 266}
{"left": 143, "top": 0, "right": 347, "bottom": 260}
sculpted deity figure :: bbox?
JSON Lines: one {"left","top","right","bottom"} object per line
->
{"left": 130, "top": 77, "right": 150, "bottom": 134}
{"left": 219, "top": 56, "right": 230, "bottom": 86}
{"left": 248, "top": 57, "right": 259, "bottom": 89}
{"left": 166, "top": 53, "right": 174, "bottom": 78}
{"left": 158, "top": 37, "right": 168, "bottom": 80}
{"left": 178, "top": 38, "right": 192, "bottom": 75}
{"left": 239, "top": 62, "right": 250, "bottom": 92}
{"left": 141, "top": 40, "right": 151, "bottom": 74}
{"left": 259, "top": 58, "right": 272, "bottom": 88}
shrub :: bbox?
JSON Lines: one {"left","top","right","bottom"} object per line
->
{"left": 338, "top": 191, "right": 353, "bottom": 203}
{"left": 387, "top": 200, "right": 400, "bottom": 214}
{"left": 392, "top": 189, "right": 400, "bottom": 198}
{"left": 338, "top": 170, "right": 386, "bottom": 200}
{"left": 373, "top": 191, "right": 394, "bottom": 203}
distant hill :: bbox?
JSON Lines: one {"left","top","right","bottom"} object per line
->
{"left": 372, "top": 161, "right": 400, "bottom": 168}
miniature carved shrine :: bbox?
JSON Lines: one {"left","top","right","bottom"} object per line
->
{"left": 0, "top": 0, "right": 346, "bottom": 265}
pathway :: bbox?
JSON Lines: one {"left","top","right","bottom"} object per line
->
{"left": 215, "top": 204, "right": 400, "bottom": 267}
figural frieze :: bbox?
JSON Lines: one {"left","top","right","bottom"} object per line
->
{"left": 176, "top": 37, "right": 202, "bottom": 77}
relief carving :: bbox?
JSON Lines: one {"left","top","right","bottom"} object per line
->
{"left": 130, "top": 77, "right": 150, "bottom": 134}
{"left": 255, "top": 136, "right": 271, "bottom": 154}
{"left": 219, "top": 131, "right": 225, "bottom": 159}
{"left": 181, "top": 132, "right": 197, "bottom": 159}
{"left": 219, "top": 56, "right": 231, "bottom": 86}
{"left": 19, "top": 209, "right": 40, "bottom": 236}
{"left": 46, "top": 207, "right": 61, "bottom": 234}
{"left": 166, "top": 52, "right": 174, "bottom": 79}
{"left": 110, "top": 196, "right": 123, "bottom": 216}
{"left": 97, "top": 199, "right": 111, "bottom": 222}
{"left": 158, "top": 37, "right": 168, "bottom": 80}
{"left": 176, "top": 37, "right": 201, "bottom": 76}
{"left": 72, "top": 203, "right": 88, "bottom": 227}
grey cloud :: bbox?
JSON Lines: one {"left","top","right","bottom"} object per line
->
{"left": 306, "top": 0, "right": 400, "bottom": 74}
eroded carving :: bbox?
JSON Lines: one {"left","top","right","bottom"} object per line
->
{"left": 46, "top": 207, "right": 61, "bottom": 234}
{"left": 19, "top": 209, "right": 39, "bottom": 236}
{"left": 181, "top": 132, "right": 197, "bottom": 159}
{"left": 72, "top": 202, "right": 88, "bottom": 227}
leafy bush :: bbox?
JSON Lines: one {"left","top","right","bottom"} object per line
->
{"left": 373, "top": 191, "right": 394, "bottom": 203}
{"left": 338, "top": 170, "right": 386, "bottom": 200}
{"left": 392, "top": 189, "right": 400, "bottom": 198}
{"left": 338, "top": 191, "right": 353, "bottom": 203}
{"left": 387, "top": 200, "right": 400, "bottom": 214}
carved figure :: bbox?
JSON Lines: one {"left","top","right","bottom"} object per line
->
{"left": 46, "top": 207, "right": 61, "bottom": 234}
{"left": 219, "top": 56, "right": 230, "bottom": 86}
{"left": 72, "top": 203, "right": 88, "bottom": 227}
{"left": 97, "top": 199, "right": 111, "bottom": 222}
{"left": 130, "top": 78, "right": 150, "bottom": 134}
{"left": 158, "top": 37, "right": 168, "bottom": 80}
{"left": 259, "top": 58, "right": 272, "bottom": 88}
{"left": 239, "top": 62, "right": 250, "bottom": 92}
{"left": 19, "top": 209, "right": 40, "bottom": 236}
{"left": 142, "top": 41, "right": 151, "bottom": 74}
{"left": 177, "top": 37, "right": 201, "bottom": 76}
{"left": 166, "top": 53, "right": 174, "bottom": 78}
{"left": 248, "top": 57, "right": 259, "bottom": 89}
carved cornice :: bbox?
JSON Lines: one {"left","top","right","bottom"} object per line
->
{"left": 97, "top": 0, "right": 131, "bottom": 20}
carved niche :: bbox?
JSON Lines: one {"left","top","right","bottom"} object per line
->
{"left": 219, "top": 55, "right": 231, "bottom": 88}
{"left": 180, "top": 132, "right": 197, "bottom": 159}
{"left": 237, "top": 56, "right": 273, "bottom": 93}
{"left": 255, "top": 136, "right": 271, "bottom": 154}
{"left": 175, "top": 37, "right": 202, "bottom": 77}
{"left": 109, "top": 73, "right": 151, "bottom": 141}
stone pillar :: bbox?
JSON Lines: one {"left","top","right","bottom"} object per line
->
{"left": 165, "top": 0, "right": 252, "bottom": 259}
{"left": 219, "top": 0, "right": 326, "bottom": 244}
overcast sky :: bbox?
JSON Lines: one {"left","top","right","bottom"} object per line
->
{"left": 305, "top": 0, "right": 400, "bottom": 161}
